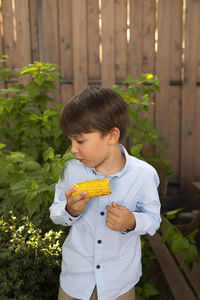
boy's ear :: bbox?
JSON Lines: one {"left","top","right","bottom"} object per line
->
{"left": 108, "top": 127, "right": 120, "bottom": 144}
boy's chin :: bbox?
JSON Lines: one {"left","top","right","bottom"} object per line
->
{"left": 78, "top": 159, "right": 95, "bottom": 168}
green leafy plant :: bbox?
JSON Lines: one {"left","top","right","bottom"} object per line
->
{"left": 136, "top": 238, "right": 159, "bottom": 300}
{"left": 146, "top": 155, "right": 173, "bottom": 197}
{"left": 0, "top": 211, "right": 66, "bottom": 300}
{"left": 0, "top": 58, "right": 72, "bottom": 223}
{"left": 0, "top": 60, "right": 67, "bottom": 160}
{"left": 162, "top": 211, "right": 199, "bottom": 270}
{"left": 0, "top": 144, "right": 73, "bottom": 221}
{"left": 113, "top": 74, "right": 161, "bottom": 157}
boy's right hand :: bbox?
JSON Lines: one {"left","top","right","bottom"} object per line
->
{"left": 65, "top": 187, "right": 90, "bottom": 217}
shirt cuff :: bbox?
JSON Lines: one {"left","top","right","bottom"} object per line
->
{"left": 62, "top": 206, "right": 81, "bottom": 226}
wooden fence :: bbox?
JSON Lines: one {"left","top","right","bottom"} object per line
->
{"left": 0, "top": 0, "right": 200, "bottom": 202}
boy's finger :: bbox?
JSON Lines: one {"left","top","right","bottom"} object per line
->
{"left": 75, "top": 191, "right": 88, "bottom": 201}
{"left": 106, "top": 205, "right": 121, "bottom": 217}
{"left": 65, "top": 188, "right": 88, "bottom": 202}
{"left": 65, "top": 186, "right": 77, "bottom": 198}
{"left": 106, "top": 213, "right": 117, "bottom": 223}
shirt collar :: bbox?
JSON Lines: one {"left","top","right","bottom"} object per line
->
{"left": 90, "top": 144, "right": 130, "bottom": 179}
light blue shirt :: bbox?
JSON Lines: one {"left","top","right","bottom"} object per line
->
{"left": 49, "top": 145, "right": 161, "bottom": 300}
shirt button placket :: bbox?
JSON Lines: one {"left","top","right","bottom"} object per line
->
{"left": 94, "top": 195, "right": 107, "bottom": 296}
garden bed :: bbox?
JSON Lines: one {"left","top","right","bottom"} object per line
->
{"left": 148, "top": 220, "right": 200, "bottom": 300}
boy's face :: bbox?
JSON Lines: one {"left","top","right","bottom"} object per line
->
{"left": 69, "top": 131, "right": 112, "bottom": 169}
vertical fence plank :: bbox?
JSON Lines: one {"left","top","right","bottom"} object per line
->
{"left": 87, "top": 0, "right": 100, "bottom": 82}
{"left": 195, "top": 86, "right": 200, "bottom": 180}
{"left": 156, "top": 0, "right": 171, "bottom": 156}
{"left": 115, "top": 0, "right": 127, "bottom": 80}
{"left": 0, "top": 4, "right": 5, "bottom": 89}
{"left": 141, "top": 0, "right": 156, "bottom": 158}
{"left": 168, "top": 0, "right": 182, "bottom": 182}
{"left": 181, "top": 0, "right": 199, "bottom": 194}
{"left": 14, "top": 0, "right": 31, "bottom": 85}
{"left": 2, "top": 0, "right": 16, "bottom": 69}
{"left": 14, "top": 0, "right": 31, "bottom": 67}
{"left": 37, "top": 0, "right": 60, "bottom": 102}
{"left": 29, "top": 0, "right": 40, "bottom": 62}
{"left": 128, "top": 0, "right": 142, "bottom": 78}
{"left": 37, "top": 0, "right": 59, "bottom": 64}
{"left": 58, "top": 0, "right": 73, "bottom": 102}
{"left": 101, "top": 0, "right": 115, "bottom": 88}
{"left": 195, "top": 12, "right": 200, "bottom": 180}
{"left": 142, "top": 0, "right": 155, "bottom": 74}
{"left": 72, "top": 0, "right": 88, "bottom": 94}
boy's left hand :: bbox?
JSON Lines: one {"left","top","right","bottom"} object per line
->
{"left": 106, "top": 202, "right": 136, "bottom": 231}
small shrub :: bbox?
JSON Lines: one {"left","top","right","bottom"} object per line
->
{"left": 113, "top": 74, "right": 161, "bottom": 157}
{"left": 0, "top": 212, "right": 67, "bottom": 300}
{"left": 0, "top": 58, "right": 73, "bottom": 224}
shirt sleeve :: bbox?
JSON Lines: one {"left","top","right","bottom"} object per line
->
{"left": 49, "top": 162, "right": 81, "bottom": 227}
{"left": 122, "top": 170, "right": 161, "bottom": 236}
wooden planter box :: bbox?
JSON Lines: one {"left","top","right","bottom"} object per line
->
{"left": 148, "top": 223, "right": 200, "bottom": 300}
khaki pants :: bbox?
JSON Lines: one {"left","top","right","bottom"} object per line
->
{"left": 58, "top": 286, "right": 135, "bottom": 300}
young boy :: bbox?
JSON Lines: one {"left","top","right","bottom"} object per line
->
{"left": 49, "top": 87, "right": 161, "bottom": 300}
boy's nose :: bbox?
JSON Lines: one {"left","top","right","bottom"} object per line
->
{"left": 71, "top": 142, "right": 78, "bottom": 154}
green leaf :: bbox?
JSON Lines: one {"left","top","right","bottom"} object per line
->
{"left": 20, "top": 160, "right": 40, "bottom": 171}
{"left": 130, "top": 144, "right": 143, "bottom": 157}
{"left": 170, "top": 233, "right": 189, "bottom": 254}
{"left": 143, "top": 282, "right": 158, "bottom": 297}
{"left": 43, "top": 147, "right": 55, "bottom": 161}
{"left": 165, "top": 207, "right": 184, "bottom": 218}
{"left": 26, "top": 81, "right": 40, "bottom": 97}
{"left": 123, "top": 76, "right": 137, "bottom": 84}
{"left": 49, "top": 151, "right": 54, "bottom": 160}
{"left": 141, "top": 94, "right": 149, "bottom": 102}
{"left": 31, "top": 180, "right": 38, "bottom": 190}
{"left": 187, "top": 229, "right": 199, "bottom": 244}
{"left": 27, "top": 197, "right": 40, "bottom": 217}
{"left": 0, "top": 143, "right": 6, "bottom": 149}
{"left": 184, "top": 244, "right": 198, "bottom": 270}
{"left": 9, "top": 152, "right": 26, "bottom": 163}
{"left": 161, "top": 223, "right": 174, "bottom": 243}
{"left": 62, "top": 150, "right": 75, "bottom": 161}
{"left": 29, "top": 114, "right": 42, "bottom": 121}
{"left": 19, "top": 66, "right": 39, "bottom": 75}
{"left": 50, "top": 161, "right": 64, "bottom": 182}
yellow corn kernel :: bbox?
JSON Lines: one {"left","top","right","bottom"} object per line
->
{"left": 71, "top": 178, "right": 111, "bottom": 198}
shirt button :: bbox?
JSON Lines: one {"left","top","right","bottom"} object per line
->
{"left": 96, "top": 265, "right": 101, "bottom": 269}
{"left": 69, "top": 217, "right": 72, "bottom": 221}
{"left": 97, "top": 240, "right": 102, "bottom": 244}
{"left": 100, "top": 211, "right": 105, "bottom": 216}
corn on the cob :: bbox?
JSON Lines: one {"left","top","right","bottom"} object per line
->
{"left": 71, "top": 178, "right": 111, "bottom": 198}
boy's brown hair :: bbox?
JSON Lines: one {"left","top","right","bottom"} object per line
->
{"left": 59, "top": 87, "right": 127, "bottom": 142}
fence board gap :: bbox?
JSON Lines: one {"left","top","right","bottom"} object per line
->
{"left": 29, "top": 0, "right": 40, "bottom": 62}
